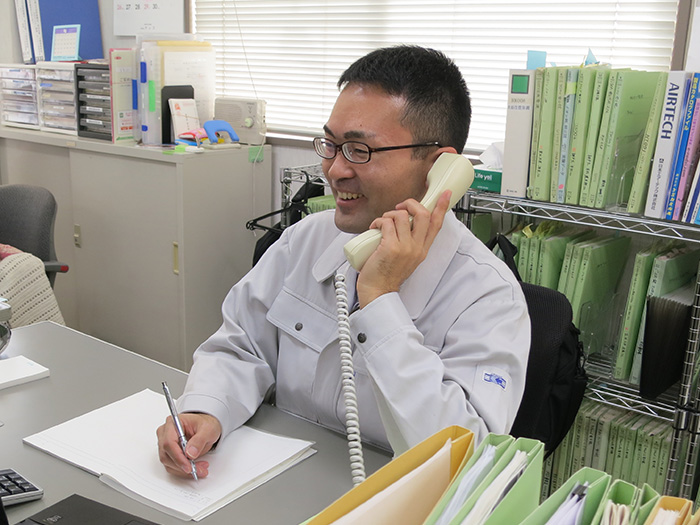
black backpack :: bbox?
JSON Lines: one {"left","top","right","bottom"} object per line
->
{"left": 487, "top": 233, "right": 588, "bottom": 455}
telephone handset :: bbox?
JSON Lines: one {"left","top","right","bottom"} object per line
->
{"left": 334, "top": 153, "right": 474, "bottom": 487}
{"left": 343, "top": 152, "right": 475, "bottom": 271}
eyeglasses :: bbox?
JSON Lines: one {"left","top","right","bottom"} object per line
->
{"left": 313, "top": 137, "right": 441, "bottom": 164}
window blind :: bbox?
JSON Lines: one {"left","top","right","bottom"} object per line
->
{"left": 193, "top": 0, "right": 679, "bottom": 152}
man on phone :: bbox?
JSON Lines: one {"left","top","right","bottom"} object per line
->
{"left": 157, "top": 45, "right": 530, "bottom": 479}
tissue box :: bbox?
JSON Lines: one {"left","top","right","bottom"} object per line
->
{"left": 471, "top": 167, "right": 502, "bottom": 193}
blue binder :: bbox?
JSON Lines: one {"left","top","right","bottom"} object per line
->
{"left": 26, "top": 0, "right": 103, "bottom": 62}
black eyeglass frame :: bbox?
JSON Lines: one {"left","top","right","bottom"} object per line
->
{"left": 313, "top": 137, "right": 441, "bottom": 164}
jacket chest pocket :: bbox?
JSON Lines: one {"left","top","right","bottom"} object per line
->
{"left": 268, "top": 287, "right": 338, "bottom": 352}
{"left": 267, "top": 288, "right": 339, "bottom": 417}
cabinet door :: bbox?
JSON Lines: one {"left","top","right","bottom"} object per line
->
{"left": 70, "top": 150, "right": 183, "bottom": 368}
{"left": 0, "top": 138, "right": 78, "bottom": 326}
{"left": 178, "top": 148, "right": 273, "bottom": 369}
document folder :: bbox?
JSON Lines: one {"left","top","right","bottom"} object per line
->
{"left": 306, "top": 426, "right": 474, "bottom": 525}
{"left": 520, "top": 467, "right": 611, "bottom": 525}
{"left": 448, "top": 437, "right": 544, "bottom": 525}
{"left": 424, "top": 433, "right": 514, "bottom": 525}
{"left": 637, "top": 483, "right": 661, "bottom": 524}
{"left": 590, "top": 478, "right": 641, "bottom": 525}
{"left": 644, "top": 495, "right": 692, "bottom": 525}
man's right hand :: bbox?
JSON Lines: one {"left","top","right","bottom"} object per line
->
{"left": 156, "top": 412, "right": 222, "bottom": 479}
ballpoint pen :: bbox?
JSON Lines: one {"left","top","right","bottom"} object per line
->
{"left": 162, "top": 381, "right": 198, "bottom": 481}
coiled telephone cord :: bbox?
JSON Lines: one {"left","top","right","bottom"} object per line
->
{"left": 334, "top": 272, "right": 367, "bottom": 486}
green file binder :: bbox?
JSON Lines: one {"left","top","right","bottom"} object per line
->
{"left": 423, "top": 434, "right": 514, "bottom": 525}
{"left": 569, "top": 235, "right": 631, "bottom": 328}
{"left": 520, "top": 467, "right": 611, "bottom": 525}
{"left": 590, "top": 478, "right": 641, "bottom": 525}
{"left": 627, "top": 72, "right": 669, "bottom": 214}
{"left": 637, "top": 484, "right": 661, "bottom": 525}
{"left": 579, "top": 68, "right": 612, "bottom": 206}
{"left": 447, "top": 438, "right": 544, "bottom": 525}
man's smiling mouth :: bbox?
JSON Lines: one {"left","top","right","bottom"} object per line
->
{"left": 337, "top": 192, "right": 363, "bottom": 200}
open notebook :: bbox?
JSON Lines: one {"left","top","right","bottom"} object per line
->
{"left": 23, "top": 389, "right": 315, "bottom": 521}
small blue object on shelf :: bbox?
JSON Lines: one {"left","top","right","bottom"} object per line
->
{"left": 203, "top": 120, "right": 240, "bottom": 144}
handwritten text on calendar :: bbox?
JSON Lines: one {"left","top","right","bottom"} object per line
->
{"left": 116, "top": 2, "right": 161, "bottom": 10}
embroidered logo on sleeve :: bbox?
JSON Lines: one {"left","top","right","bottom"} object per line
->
{"left": 483, "top": 372, "right": 507, "bottom": 390}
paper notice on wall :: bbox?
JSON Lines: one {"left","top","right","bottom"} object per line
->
{"left": 114, "top": 1, "right": 185, "bottom": 36}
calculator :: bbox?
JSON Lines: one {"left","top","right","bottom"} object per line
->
{"left": 0, "top": 468, "right": 43, "bottom": 506}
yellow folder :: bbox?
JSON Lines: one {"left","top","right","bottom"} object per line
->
{"left": 644, "top": 495, "right": 693, "bottom": 525}
{"left": 306, "top": 426, "right": 474, "bottom": 525}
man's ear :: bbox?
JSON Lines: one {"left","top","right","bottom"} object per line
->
{"left": 431, "top": 146, "right": 458, "bottom": 161}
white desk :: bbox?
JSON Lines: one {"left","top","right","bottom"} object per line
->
{"left": 2, "top": 322, "right": 391, "bottom": 524}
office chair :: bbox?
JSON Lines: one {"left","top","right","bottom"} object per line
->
{"left": 0, "top": 184, "right": 68, "bottom": 287}
{"left": 509, "top": 282, "right": 588, "bottom": 455}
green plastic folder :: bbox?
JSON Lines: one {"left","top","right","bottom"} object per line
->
{"left": 569, "top": 400, "right": 595, "bottom": 474}
{"left": 629, "top": 416, "right": 656, "bottom": 485}
{"left": 554, "top": 67, "right": 580, "bottom": 203}
{"left": 613, "top": 241, "right": 671, "bottom": 380}
{"left": 629, "top": 247, "right": 700, "bottom": 384}
{"left": 560, "top": 235, "right": 601, "bottom": 302}
{"left": 520, "top": 467, "right": 611, "bottom": 525}
{"left": 591, "top": 405, "right": 626, "bottom": 472}
{"left": 532, "top": 67, "right": 562, "bottom": 202}
{"left": 557, "top": 231, "right": 597, "bottom": 296}
{"left": 594, "top": 70, "right": 662, "bottom": 209}
{"left": 528, "top": 221, "right": 558, "bottom": 285}
{"left": 446, "top": 437, "right": 544, "bottom": 525}
{"left": 566, "top": 65, "right": 610, "bottom": 205}
{"left": 569, "top": 235, "right": 631, "bottom": 327}
{"left": 537, "top": 227, "right": 590, "bottom": 290}
{"left": 637, "top": 484, "right": 661, "bottom": 524}
{"left": 583, "top": 70, "right": 621, "bottom": 208}
{"left": 627, "top": 71, "right": 669, "bottom": 214}
{"left": 590, "top": 478, "right": 641, "bottom": 525}
{"left": 550, "top": 67, "right": 572, "bottom": 202}
{"left": 423, "top": 434, "right": 514, "bottom": 525}
{"left": 527, "top": 68, "right": 546, "bottom": 199}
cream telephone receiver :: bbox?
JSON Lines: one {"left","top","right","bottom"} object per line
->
{"left": 343, "top": 153, "right": 475, "bottom": 271}
{"left": 334, "top": 153, "right": 474, "bottom": 487}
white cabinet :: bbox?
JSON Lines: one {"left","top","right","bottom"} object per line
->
{"left": 0, "top": 127, "right": 272, "bottom": 370}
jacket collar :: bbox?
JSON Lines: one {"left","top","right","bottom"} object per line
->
{"left": 312, "top": 211, "right": 462, "bottom": 319}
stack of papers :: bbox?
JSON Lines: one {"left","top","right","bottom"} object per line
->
{"left": 23, "top": 389, "right": 316, "bottom": 521}
{"left": 0, "top": 355, "right": 49, "bottom": 390}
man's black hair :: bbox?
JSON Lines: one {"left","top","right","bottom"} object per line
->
{"left": 338, "top": 45, "right": 471, "bottom": 155}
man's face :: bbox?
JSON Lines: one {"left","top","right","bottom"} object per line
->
{"left": 322, "top": 84, "right": 434, "bottom": 234}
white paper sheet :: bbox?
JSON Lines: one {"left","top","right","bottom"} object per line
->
{"left": 0, "top": 355, "right": 49, "bottom": 390}
{"left": 24, "top": 389, "right": 315, "bottom": 521}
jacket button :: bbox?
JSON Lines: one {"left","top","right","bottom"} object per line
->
{"left": 358, "top": 333, "right": 367, "bottom": 343}
{"left": 295, "top": 322, "right": 303, "bottom": 331}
